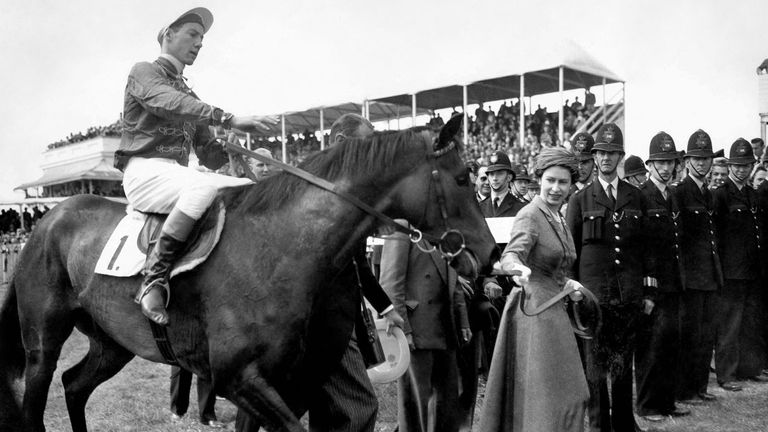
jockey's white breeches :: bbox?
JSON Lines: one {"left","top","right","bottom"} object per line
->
{"left": 123, "top": 157, "right": 252, "bottom": 219}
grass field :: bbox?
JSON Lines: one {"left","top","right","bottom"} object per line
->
{"left": 2, "top": 283, "right": 768, "bottom": 431}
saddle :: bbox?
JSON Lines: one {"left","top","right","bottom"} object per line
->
{"left": 94, "top": 200, "right": 226, "bottom": 278}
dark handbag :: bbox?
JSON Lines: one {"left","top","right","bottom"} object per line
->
{"left": 357, "top": 303, "right": 386, "bottom": 369}
{"left": 352, "top": 259, "right": 386, "bottom": 369}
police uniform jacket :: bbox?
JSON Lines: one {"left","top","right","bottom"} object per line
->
{"left": 713, "top": 178, "right": 761, "bottom": 280}
{"left": 673, "top": 176, "right": 723, "bottom": 291}
{"left": 566, "top": 179, "right": 653, "bottom": 304}
{"left": 480, "top": 192, "right": 527, "bottom": 218}
{"left": 639, "top": 180, "right": 685, "bottom": 292}
{"left": 115, "top": 56, "right": 228, "bottom": 171}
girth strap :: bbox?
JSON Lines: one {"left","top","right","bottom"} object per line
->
{"left": 149, "top": 321, "right": 179, "bottom": 365}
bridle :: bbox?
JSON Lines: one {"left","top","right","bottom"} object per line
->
{"left": 223, "top": 133, "right": 468, "bottom": 262}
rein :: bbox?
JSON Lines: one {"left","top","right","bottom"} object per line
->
{"left": 223, "top": 137, "right": 466, "bottom": 261}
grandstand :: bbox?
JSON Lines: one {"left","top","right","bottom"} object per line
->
{"left": 13, "top": 41, "right": 623, "bottom": 214}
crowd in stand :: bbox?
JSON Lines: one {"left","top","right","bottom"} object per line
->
{"left": 46, "top": 120, "right": 122, "bottom": 150}
{"left": 459, "top": 93, "right": 600, "bottom": 175}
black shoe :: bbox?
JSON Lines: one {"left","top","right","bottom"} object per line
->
{"left": 678, "top": 397, "right": 704, "bottom": 406}
{"left": 748, "top": 375, "right": 768, "bottom": 383}
{"left": 665, "top": 406, "right": 690, "bottom": 417}
{"left": 720, "top": 381, "right": 743, "bottom": 391}
{"left": 201, "top": 420, "right": 225, "bottom": 428}
{"left": 698, "top": 391, "right": 717, "bottom": 401}
{"left": 640, "top": 414, "right": 666, "bottom": 422}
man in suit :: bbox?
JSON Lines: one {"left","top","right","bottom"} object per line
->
{"left": 480, "top": 151, "right": 522, "bottom": 217}
{"left": 674, "top": 129, "right": 724, "bottom": 402}
{"left": 570, "top": 131, "right": 596, "bottom": 195}
{"left": 380, "top": 221, "right": 471, "bottom": 432}
{"left": 713, "top": 138, "right": 768, "bottom": 391}
{"left": 634, "top": 132, "right": 690, "bottom": 421}
{"left": 475, "top": 165, "right": 490, "bottom": 203}
{"left": 235, "top": 113, "right": 404, "bottom": 432}
{"left": 566, "top": 123, "right": 654, "bottom": 432}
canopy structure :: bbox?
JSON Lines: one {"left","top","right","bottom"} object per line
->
{"left": 15, "top": 158, "right": 122, "bottom": 190}
{"left": 371, "top": 39, "right": 624, "bottom": 145}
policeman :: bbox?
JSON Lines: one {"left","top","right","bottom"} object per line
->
{"left": 570, "top": 131, "right": 597, "bottom": 196}
{"left": 479, "top": 151, "right": 521, "bottom": 217}
{"left": 509, "top": 163, "right": 531, "bottom": 204}
{"left": 634, "top": 132, "right": 690, "bottom": 421}
{"left": 674, "top": 129, "right": 724, "bottom": 402}
{"left": 713, "top": 138, "right": 767, "bottom": 390}
{"left": 622, "top": 155, "right": 649, "bottom": 187}
{"left": 566, "top": 122, "right": 654, "bottom": 432}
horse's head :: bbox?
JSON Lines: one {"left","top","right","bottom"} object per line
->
{"left": 386, "top": 115, "right": 499, "bottom": 278}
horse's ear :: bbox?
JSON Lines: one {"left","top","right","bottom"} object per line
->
{"left": 436, "top": 114, "right": 463, "bottom": 150}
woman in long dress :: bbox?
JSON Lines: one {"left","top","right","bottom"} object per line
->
{"left": 480, "top": 147, "right": 589, "bottom": 432}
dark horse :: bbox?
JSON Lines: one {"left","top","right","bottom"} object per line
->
{"left": 0, "top": 116, "right": 497, "bottom": 432}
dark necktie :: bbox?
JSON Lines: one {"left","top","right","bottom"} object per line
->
{"left": 606, "top": 184, "right": 616, "bottom": 209}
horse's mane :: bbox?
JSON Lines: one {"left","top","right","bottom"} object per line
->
{"left": 228, "top": 126, "right": 433, "bottom": 214}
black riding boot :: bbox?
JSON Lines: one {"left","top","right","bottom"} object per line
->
{"left": 134, "top": 209, "right": 196, "bottom": 326}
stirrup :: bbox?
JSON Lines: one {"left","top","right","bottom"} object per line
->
{"left": 134, "top": 278, "right": 171, "bottom": 308}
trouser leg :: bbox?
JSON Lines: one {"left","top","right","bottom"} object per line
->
{"left": 308, "top": 329, "right": 378, "bottom": 432}
{"left": 197, "top": 374, "right": 217, "bottom": 423}
{"left": 737, "top": 280, "right": 766, "bottom": 378}
{"left": 398, "top": 350, "right": 435, "bottom": 432}
{"left": 170, "top": 366, "right": 192, "bottom": 416}
{"left": 432, "top": 349, "right": 460, "bottom": 432}
{"left": 715, "top": 281, "right": 746, "bottom": 383}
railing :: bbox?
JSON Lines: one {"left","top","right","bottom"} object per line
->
{"left": 1, "top": 246, "right": 24, "bottom": 285}
{"left": 573, "top": 88, "right": 625, "bottom": 136}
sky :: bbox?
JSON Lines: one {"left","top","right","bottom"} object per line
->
{"left": 0, "top": 0, "right": 766, "bottom": 202}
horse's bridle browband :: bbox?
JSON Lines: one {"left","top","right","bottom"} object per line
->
{"left": 223, "top": 136, "right": 467, "bottom": 261}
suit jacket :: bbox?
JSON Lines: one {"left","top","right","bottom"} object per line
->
{"left": 638, "top": 180, "right": 685, "bottom": 292}
{"left": 673, "top": 176, "right": 723, "bottom": 291}
{"left": 480, "top": 192, "right": 527, "bottom": 218}
{"left": 713, "top": 178, "right": 761, "bottom": 280}
{"left": 305, "top": 245, "right": 392, "bottom": 384}
{"left": 379, "top": 231, "right": 469, "bottom": 350}
{"left": 566, "top": 179, "right": 652, "bottom": 304}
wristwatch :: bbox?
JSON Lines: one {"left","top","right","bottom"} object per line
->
{"left": 221, "top": 112, "right": 235, "bottom": 130}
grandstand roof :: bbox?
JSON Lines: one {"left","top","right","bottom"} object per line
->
{"left": 250, "top": 101, "right": 431, "bottom": 138}
{"left": 15, "top": 158, "right": 122, "bottom": 190}
{"left": 373, "top": 40, "right": 623, "bottom": 110}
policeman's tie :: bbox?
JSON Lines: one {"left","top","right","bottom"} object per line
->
{"left": 607, "top": 184, "right": 616, "bottom": 209}
{"left": 493, "top": 196, "right": 500, "bottom": 216}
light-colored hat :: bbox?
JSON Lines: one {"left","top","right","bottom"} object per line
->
{"left": 157, "top": 7, "right": 214, "bottom": 45}
{"left": 366, "top": 319, "right": 410, "bottom": 384}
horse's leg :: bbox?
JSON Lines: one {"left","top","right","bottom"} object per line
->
{"left": 226, "top": 364, "right": 304, "bottom": 432}
{"left": 62, "top": 330, "right": 134, "bottom": 432}
{"left": 19, "top": 312, "right": 75, "bottom": 432}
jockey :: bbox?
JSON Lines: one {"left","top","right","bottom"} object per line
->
{"left": 116, "top": 7, "right": 277, "bottom": 326}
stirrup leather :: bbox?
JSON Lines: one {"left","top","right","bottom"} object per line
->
{"left": 134, "top": 278, "right": 171, "bottom": 308}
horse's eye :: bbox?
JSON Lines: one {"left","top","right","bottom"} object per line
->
{"left": 455, "top": 174, "right": 469, "bottom": 186}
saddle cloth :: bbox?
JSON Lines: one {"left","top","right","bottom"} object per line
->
{"left": 94, "top": 201, "right": 226, "bottom": 278}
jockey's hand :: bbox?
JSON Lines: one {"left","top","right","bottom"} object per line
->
{"left": 461, "top": 328, "right": 472, "bottom": 345}
{"left": 484, "top": 282, "right": 503, "bottom": 299}
{"left": 382, "top": 309, "right": 404, "bottom": 335}
{"left": 406, "top": 333, "right": 415, "bottom": 351}
{"left": 643, "top": 299, "right": 655, "bottom": 315}
{"left": 231, "top": 115, "right": 279, "bottom": 132}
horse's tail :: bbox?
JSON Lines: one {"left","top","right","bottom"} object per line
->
{"left": 0, "top": 280, "right": 24, "bottom": 428}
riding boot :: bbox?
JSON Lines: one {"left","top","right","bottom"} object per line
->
{"left": 134, "top": 208, "right": 197, "bottom": 326}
